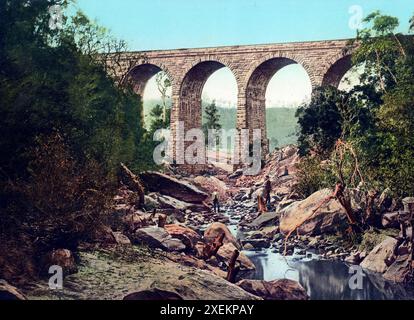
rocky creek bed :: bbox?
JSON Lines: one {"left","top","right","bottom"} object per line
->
{"left": 224, "top": 204, "right": 414, "bottom": 300}
{"left": 3, "top": 146, "right": 414, "bottom": 301}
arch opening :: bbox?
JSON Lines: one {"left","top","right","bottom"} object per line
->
{"left": 201, "top": 68, "right": 238, "bottom": 154}
{"left": 179, "top": 61, "right": 238, "bottom": 166}
{"left": 127, "top": 64, "right": 172, "bottom": 129}
{"left": 246, "top": 58, "right": 312, "bottom": 153}
{"left": 265, "top": 64, "right": 312, "bottom": 152}
{"left": 322, "top": 55, "right": 353, "bottom": 88}
{"left": 179, "top": 61, "right": 238, "bottom": 133}
{"left": 337, "top": 64, "right": 364, "bottom": 91}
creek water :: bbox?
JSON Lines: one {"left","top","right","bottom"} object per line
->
{"left": 227, "top": 220, "right": 414, "bottom": 300}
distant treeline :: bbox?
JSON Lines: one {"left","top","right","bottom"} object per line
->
{"left": 144, "top": 99, "right": 298, "bottom": 151}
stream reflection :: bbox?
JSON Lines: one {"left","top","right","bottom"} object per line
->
{"left": 244, "top": 249, "right": 414, "bottom": 300}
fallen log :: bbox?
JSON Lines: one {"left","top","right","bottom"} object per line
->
{"left": 119, "top": 163, "right": 145, "bottom": 208}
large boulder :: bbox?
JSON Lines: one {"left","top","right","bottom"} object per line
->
{"left": 216, "top": 243, "right": 256, "bottom": 271}
{"left": 360, "top": 236, "right": 398, "bottom": 273}
{"left": 123, "top": 288, "right": 183, "bottom": 300}
{"left": 237, "top": 279, "right": 308, "bottom": 300}
{"left": 139, "top": 171, "right": 208, "bottom": 203}
{"left": 193, "top": 176, "right": 229, "bottom": 201}
{"left": 279, "top": 189, "right": 348, "bottom": 236}
{"left": 164, "top": 224, "right": 201, "bottom": 250}
{"left": 153, "top": 194, "right": 192, "bottom": 211}
{"left": 204, "top": 222, "right": 240, "bottom": 249}
{"left": 383, "top": 242, "right": 413, "bottom": 283}
{"left": 383, "top": 253, "right": 412, "bottom": 283}
{"left": 249, "top": 211, "right": 279, "bottom": 228}
{"left": 0, "top": 280, "right": 27, "bottom": 300}
{"left": 134, "top": 227, "right": 186, "bottom": 252}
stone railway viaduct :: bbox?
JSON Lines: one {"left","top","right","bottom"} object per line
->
{"left": 110, "top": 39, "right": 355, "bottom": 162}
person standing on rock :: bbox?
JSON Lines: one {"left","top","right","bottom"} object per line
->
{"left": 263, "top": 175, "right": 272, "bottom": 206}
{"left": 212, "top": 191, "right": 220, "bottom": 214}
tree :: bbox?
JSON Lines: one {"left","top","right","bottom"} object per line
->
{"left": 296, "top": 11, "right": 414, "bottom": 197}
{"left": 149, "top": 104, "right": 171, "bottom": 136}
{"left": 351, "top": 11, "right": 414, "bottom": 196}
{"left": 0, "top": 1, "right": 153, "bottom": 177}
{"left": 203, "top": 100, "right": 222, "bottom": 145}
{"left": 352, "top": 11, "right": 408, "bottom": 93}
{"left": 0, "top": 0, "right": 156, "bottom": 277}
{"left": 155, "top": 72, "right": 172, "bottom": 122}
{"left": 296, "top": 87, "right": 346, "bottom": 157}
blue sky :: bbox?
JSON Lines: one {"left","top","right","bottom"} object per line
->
{"left": 74, "top": 1, "right": 413, "bottom": 108}
{"left": 76, "top": 0, "right": 412, "bottom": 51}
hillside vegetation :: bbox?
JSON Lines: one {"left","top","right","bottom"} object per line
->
{"left": 144, "top": 99, "right": 299, "bottom": 151}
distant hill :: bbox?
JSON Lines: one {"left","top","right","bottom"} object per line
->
{"left": 144, "top": 99, "right": 298, "bottom": 151}
{"left": 265, "top": 107, "right": 299, "bottom": 150}
{"left": 201, "top": 102, "right": 299, "bottom": 151}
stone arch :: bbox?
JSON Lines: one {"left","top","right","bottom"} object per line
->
{"left": 125, "top": 63, "right": 174, "bottom": 97}
{"left": 243, "top": 54, "right": 313, "bottom": 154}
{"left": 243, "top": 52, "right": 316, "bottom": 91}
{"left": 322, "top": 54, "right": 353, "bottom": 88}
{"left": 124, "top": 62, "right": 174, "bottom": 127}
{"left": 178, "top": 59, "right": 239, "bottom": 131}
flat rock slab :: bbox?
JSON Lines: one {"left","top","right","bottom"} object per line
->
{"left": 24, "top": 250, "right": 260, "bottom": 300}
{"left": 139, "top": 171, "right": 208, "bottom": 203}
{"left": 249, "top": 211, "right": 279, "bottom": 228}
{"left": 134, "top": 227, "right": 186, "bottom": 252}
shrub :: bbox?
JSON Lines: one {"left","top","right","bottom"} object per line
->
{"left": 358, "top": 229, "right": 399, "bottom": 253}
{"left": 293, "top": 156, "right": 336, "bottom": 199}
{"left": 0, "top": 133, "right": 116, "bottom": 280}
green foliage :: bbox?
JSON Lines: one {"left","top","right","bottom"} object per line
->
{"left": 148, "top": 104, "right": 171, "bottom": 136}
{"left": 0, "top": 133, "right": 115, "bottom": 280}
{"left": 2, "top": 133, "right": 114, "bottom": 243}
{"left": 296, "top": 11, "right": 414, "bottom": 198}
{"left": 358, "top": 229, "right": 399, "bottom": 253}
{"left": 202, "top": 100, "right": 222, "bottom": 144}
{"left": 293, "top": 156, "right": 336, "bottom": 199}
{"left": 362, "top": 11, "right": 399, "bottom": 36}
{"left": 352, "top": 11, "right": 414, "bottom": 197}
{"left": 0, "top": 0, "right": 156, "bottom": 280}
{"left": 296, "top": 87, "right": 345, "bottom": 157}
{"left": 0, "top": 0, "right": 153, "bottom": 178}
